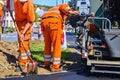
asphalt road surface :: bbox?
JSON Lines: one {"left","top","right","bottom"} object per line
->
{"left": 1, "top": 69, "right": 120, "bottom": 80}
{"left": 1, "top": 31, "right": 120, "bottom": 80}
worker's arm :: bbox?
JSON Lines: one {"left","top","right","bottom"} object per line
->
{"left": 21, "top": 0, "right": 35, "bottom": 39}
{"left": 68, "top": 10, "right": 80, "bottom": 15}
{"left": 59, "top": 4, "right": 80, "bottom": 16}
{"left": 21, "top": 21, "right": 33, "bottom": 39}
{"left": 21, "top": 0, "right": 34, "bottom": 35}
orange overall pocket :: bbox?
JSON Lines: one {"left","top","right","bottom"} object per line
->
{"left": 49, "top": 21, "right": 58, "bottom": 30}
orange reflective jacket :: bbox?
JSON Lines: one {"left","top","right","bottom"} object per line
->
{"left": 0, "top": 4, "right": 2, "bottom": 17}
{"left": 42, "top": 4, "right": 71, "bottom": 25}
{"left": 14, "top": 0, "right": 35, "bottom": 25}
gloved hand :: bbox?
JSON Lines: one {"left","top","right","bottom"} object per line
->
{"left": 20, "top": 33, "right": 25, "bottom": 40}
{"left": 69, "top": 10, "right": 80, "bottom": 15}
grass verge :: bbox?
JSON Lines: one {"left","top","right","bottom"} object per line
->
{"left": 30, "top": 40, "right": 71, "bottom": 62}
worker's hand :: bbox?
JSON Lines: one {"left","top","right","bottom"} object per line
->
{"left": 20, "top": 33, "right": 25, "bottom": 40}
{"left": 69, "top": 11, "right": 80, "bottom": 15}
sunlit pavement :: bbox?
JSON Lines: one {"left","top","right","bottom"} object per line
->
{"left": 1, "top": 32, "right": 40, "bottom": 42}
{"left": 1, "top": 32, "right": 18, "bottom": 42}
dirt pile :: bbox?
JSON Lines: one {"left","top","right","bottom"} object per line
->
{"left": 0, "top": 41, "right": 21, "bottom": 78}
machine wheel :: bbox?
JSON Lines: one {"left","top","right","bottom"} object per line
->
{"left": 81, "top": 58, "right": 92, "bottom": 76}
{"left": 81, "top": 58, "right": 87, "bottom": 67}
{"left": 85, "top": 66, "right": 92, "bottom": 76}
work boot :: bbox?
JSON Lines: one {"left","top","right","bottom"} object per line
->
{"left": 45, "top": 65, "right": 50, "bottom": 70}
{"left": 43, "top": 62, "right": 51, "bottom": 70}
{"left": 42, "top": 65, "right": 50, "bottom": 71}
{"left": 51, "top": 64, "right": 64, "bottom": 73}
{"left": 51, "top": 66, "right": 63, "bottom": 72}
{"left": 51, "top": 68, "right": 62, "bottom": 73}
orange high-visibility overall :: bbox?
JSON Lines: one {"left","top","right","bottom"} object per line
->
{"left": 0, "top": 4, "right": 2, "bottom": 18}
{"left": 14, "top": 0, "right": 35, "bottom": 66}
{"left": 41, "top": 4, "right": 71, "bottom": 71}
{"left": 0, "top": 4, "right": 3, "bottom": 33}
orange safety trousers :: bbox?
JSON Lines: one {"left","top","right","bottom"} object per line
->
{"left": 0, "top": 5, "right": 2, "bottom": 33}
{"left": 41, "top": 17, "right": 62, "bottom": 71}
{"left": 17, "top": 23, "right": 32, "bottom": 66}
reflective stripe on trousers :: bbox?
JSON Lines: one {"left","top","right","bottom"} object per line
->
{"left": 19, "top": 50, "right": 31, "bottom": 60}
{"left": 53, "top": 58, "right": 60, "bottom": 65}
{"left": 44, "top": 54, "right": 51, "bottom": 61}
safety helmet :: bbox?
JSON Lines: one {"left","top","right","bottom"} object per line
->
{"left": 59, "top": 4, "right": 71, "bottom": 16}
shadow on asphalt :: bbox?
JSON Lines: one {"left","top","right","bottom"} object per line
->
{"left": 2, "top": 69, "right": 120, "bottom": 80}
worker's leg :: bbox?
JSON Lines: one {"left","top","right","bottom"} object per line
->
{"left": 18, "top": 32, "right": 32, "bottom": 66}
{"left": 43, "top": 23, "right": 51, "bottom": 67}
{"left": 18, "top": 39, "right": 31, "bottom": 66}
{"left": 51, "top": 30, "right": 61, "bottom": 71}
{"left": 49, "top": 21, "right": 62, "bottom": 71}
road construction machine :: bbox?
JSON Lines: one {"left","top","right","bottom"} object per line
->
{"left": 74, "top": 0, "right": 120, "bottom": 74}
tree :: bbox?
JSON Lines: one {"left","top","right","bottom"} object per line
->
{"left": 35, "top": 12, "right": 38, "bottom": 22}
{"left": 68, "top": 0, "right": 76, "bottom": 10}
{"left": 67, "top": 0, "right": 80, "bottom": 28}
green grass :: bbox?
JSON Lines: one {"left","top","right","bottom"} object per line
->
{"left": 30, "top": 41, "right": 44, "bottom": 61}
{"left": 0, "top": 27, "right": 2, "bottom": 33}
{"left": 61, "top": 49, "right": 70, "bottom": 60}
{"left": 30, "top": 41, "right": 70, "bottom": 62}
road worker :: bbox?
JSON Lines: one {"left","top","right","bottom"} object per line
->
{"left": 87, "top": 12, "right": 102, "bottom": 38}
{"left": 6, "top": 0, "right": 35, "bottom": 72}
{"left": 87, "top": 11, "right": 96, "bottom": 32}
{"left": 41, "top": 4, "right": 79, "bottom": 72}
{"left": 0, "top": 1, "right": 3, "bottom": 40}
